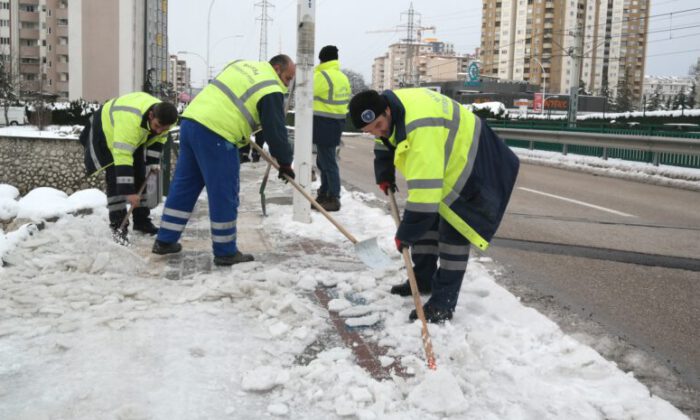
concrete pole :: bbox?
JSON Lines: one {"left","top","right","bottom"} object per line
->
{"left": 292, "top": 0, "right": 315, "bottom": 223}
{"left": 568, "top": 27, "right": 584, "bottom": 127}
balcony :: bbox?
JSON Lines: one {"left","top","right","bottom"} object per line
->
{"left": 56, "top": 25, "right": 69, "bottom": 37}
{"left": 19, "top": 11, "right": 39, "bottom": 23}
{"left": 55, "top": 7, "right": 68, "bottom": 20}
{"left": 19, "top": 46, "right": 39, "bottom": 57}
{"left": 19, "top": 29, "right": 39, "bottom": 39}
{"left": 56, "top": 44, "right": 68, "bottom": 55}
{"left": 56, "top": 62, "right": 69, "bottom": 73}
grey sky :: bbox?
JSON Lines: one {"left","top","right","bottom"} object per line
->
{"left": 168, "top": 0, "right": 699, "bottom": 88}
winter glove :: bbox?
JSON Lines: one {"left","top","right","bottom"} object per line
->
{"left": 378, "top": 181, "right": 398, "bottom": 195}
{"left": 147, "top": 164, "right": 160, "bottom": 174}
{"left": 395, "top": 237, "right": 409, "bottom": 253}
{"left": 278, "top": 165, "right": 295, "bottom": 183}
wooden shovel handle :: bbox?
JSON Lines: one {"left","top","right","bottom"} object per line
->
{"left": 118, "top": 169, "right": 153, "bottom": 231}
{"left": 389, "top": 190, "right": 437, "bottom": 370}
{"left": 249, "top": 140, "right": 359, "bottom": 244}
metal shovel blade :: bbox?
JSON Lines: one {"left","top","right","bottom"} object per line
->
{"left": 353, "top": 237, "right": 393, "bottom": 270}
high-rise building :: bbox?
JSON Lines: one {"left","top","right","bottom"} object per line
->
{"left": 168, "top": 54, "right": 191, "bottom": 96}
{"left": 1, "top": 0, "right": 167, "bottom": 102}
{"left": 480, "top": 0, "right": 649, "bottom": 105}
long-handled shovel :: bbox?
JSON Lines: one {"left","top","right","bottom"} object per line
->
{"left": 249, "top": 141, "right": 392, "bottom": 270}
{"left": 388, "top": 189, "right": 437, "bottom": 370}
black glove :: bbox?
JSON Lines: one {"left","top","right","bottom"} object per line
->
{"left": 278, "top": 165, "right": 295, "bottom": 183}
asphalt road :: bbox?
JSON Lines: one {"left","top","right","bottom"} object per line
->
{"left": 337, "top": 134, "right": 700, "bottom": 415}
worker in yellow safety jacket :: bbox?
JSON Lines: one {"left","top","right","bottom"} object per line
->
{"left": 80, "top": 92, "right": 178, "bottom": 243}
{"left": 312, "top": 45, "right": 351, "bottom": 212}
{"left": 152, "top": 55, "right": 296, "bottom": 266}
{"left": 349, "top": 88, "right": 519, "bottom": 323}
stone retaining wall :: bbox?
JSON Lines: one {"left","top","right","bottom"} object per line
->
{"left": 0, "top": 135, "right": 177, "bottom": 196}
{"left": 0, "top": 135, "right": 103, "bottom": 195}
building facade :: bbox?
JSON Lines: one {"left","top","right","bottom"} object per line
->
{"left": 1, "top": 0, "right": 167, "bottom": 102}
{"left": 642, "top": 75, "right": 695, "bottom": 105}
{"left": 371, "top": 39, "right": 474, "bottom": 91}
{"left": 480, "top": 0, "right": 649, "bottom": 105}
{"left": 168, "top": 54, "right": 191, "bottom": 96}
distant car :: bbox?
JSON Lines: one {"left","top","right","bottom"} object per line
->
{"left": 2, "top": 106, "right": 28, "bottom": 126}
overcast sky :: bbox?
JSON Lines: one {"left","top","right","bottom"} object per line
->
{"left": 168, "top": 0, "right": 699, "bottom": 88}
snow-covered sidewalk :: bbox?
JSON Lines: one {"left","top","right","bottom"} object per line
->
{"left": 0, "top": 162, "right": 688, "bottom": 419}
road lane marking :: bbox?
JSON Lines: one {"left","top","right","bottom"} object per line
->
{"left": 518, "top": 187, "right": 637, "bottom": 217}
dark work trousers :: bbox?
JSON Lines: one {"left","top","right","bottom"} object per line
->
{"left": 410, "top": 215, "right": 471, "bottom": 311}
{"left": 315, "top": 144, "right": 340, "bottom": 199}
{"left": 105, "top": 146, "right": 150, "bottom": 230}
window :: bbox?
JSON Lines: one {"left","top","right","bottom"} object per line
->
{"left": 57, "top": 19, "right": 68, "bottom": 26}
{"left": 19, "top": 4, "right": 37, "bottom": 12}
{"left": 0, "top": 37, "right": 9, "bottom": 45}
{"left": 0, "top": 19, "right": 8, "bottom": 27}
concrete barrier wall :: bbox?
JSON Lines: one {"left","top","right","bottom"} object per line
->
{"left": 0, "top": 135, "right": 104, "bottom": 195}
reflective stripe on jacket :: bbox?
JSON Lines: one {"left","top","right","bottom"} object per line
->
{"left": 183, "top": 60, "right": 287, "bottom": 147}
{"left": 375, "top": 88, "right": 519, "bottom": 250}
{"left": 313, "top": 60, "right": 350, "bottom": 120}
{"left": 100, "top": 92, "right": 167, "bottom": 168}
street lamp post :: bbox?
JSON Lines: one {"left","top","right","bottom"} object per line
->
{"left": 531, "top": 57, "right": 546, "bottom": 115}
{"left": 177, "top": 50, "right": 207, "bottom": 87}
{"left": 206, "top": 0, "right": 216, "bottom": 82}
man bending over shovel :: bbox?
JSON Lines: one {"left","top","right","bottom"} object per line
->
{"left": 152, "top": 54, "right": 296, "bottom": 266}
{"left": 348, "top": 89, "right": 519, "bottom": 323}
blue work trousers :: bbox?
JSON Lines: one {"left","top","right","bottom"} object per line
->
{"left": 156, "top": 119, "right": 240, "bottom": 257}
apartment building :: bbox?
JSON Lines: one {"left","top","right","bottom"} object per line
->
{"left": 371, "top": 39, "right": 472, "bottom": 91}
{"left": 168, "top": 54, "right": 191, "bottom": 96}
{"left": 480, "top": 0, "right": 649, "bottom": 104}
{"left": 2, "top": 0, "right": 167, "bottom": 102}
{"left": 642, "top": 75, "right": 695, "bottom": 104}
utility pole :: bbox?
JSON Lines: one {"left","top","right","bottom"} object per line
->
{"left": 567, "top": 26, "right": 584, "bottom": 127}
{"left": 400, "top": 3, "right": 417, "bottom": 87}
{"left": 293, "top": 0, "right": 315, "bottom": 223}
{"left": 255, "top": 0, "right": 274, "bottom": 61}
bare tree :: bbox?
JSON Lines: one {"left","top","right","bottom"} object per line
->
{"left": 0, "top": 54, "right": 20, "bottom": 126}
{"left": 342, "top": 69, "right": 369, "bottom": 95}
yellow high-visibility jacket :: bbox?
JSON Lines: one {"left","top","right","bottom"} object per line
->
{"left": 101, "top": 92, "right": 168, "bottom": 168}
{"left": 373, "top": 88, "right": 519, "bottom": 250}
{"left": 183, "top": 60, "right": 287, "bottom": 148}
{"left": 313, "top": 60, "right": 351, "bottom": 119}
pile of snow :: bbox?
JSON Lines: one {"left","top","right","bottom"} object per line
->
{"left": 509, "top": 108, "right": 700, "bottom": 121}
{"left": 0, "top": 125, "right": 83, "bottom": 139}
{"left": 464, "top": 101, "right": 509, "bottom": 118}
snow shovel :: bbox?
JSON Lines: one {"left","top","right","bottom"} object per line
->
{"left": 388, "top": 189, "right": 437, "bottom": 370}
{"left": 249, "top": 141, "right": 392, "bottom": 270}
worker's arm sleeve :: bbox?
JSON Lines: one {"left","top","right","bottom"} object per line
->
{"left": 257, "top": 92, "right": 293, "bottom": 166}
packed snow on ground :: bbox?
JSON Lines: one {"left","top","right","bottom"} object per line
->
{"left": 0, "top": 168, "right": 688, "bottom": 419}
{"left": 0, "top": 124, "right": 83, "bottom": 139}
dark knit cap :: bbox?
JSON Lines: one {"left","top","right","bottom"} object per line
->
{"left": 319, "top": 45, "right": 339, "bottom": 62}
{"left": 348, "top": 90, "right": 388, "bottom": 129}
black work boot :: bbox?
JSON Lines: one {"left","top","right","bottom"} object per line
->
{"left": 214, "top": 251, "right": 255, "bottom": 266}
{"left": 409, "top": 303, "right": 453, "bottom": 323}
{"left": 111, "top": 227, "right": 129, "bottom": 246}
{"left": 133, "top": 219, "right": 158, "bottom": 235}
{"left": 320, "top": 196, "right": 341, "bottom": 212}
{"left": 152, "top": 240, "right": 182, "bottom": 255}
{"left": 311, "top": 192, "right": 328, "bottom": 209}
{"left": 390, "top": 280, "right": 431, "bottom": 296}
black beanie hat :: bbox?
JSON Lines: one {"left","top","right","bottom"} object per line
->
{"left": 319, "top": 45, "right": 339, "bottom": 62}
{"left": 349, "top": 90, "right": 388, "bottom": 129}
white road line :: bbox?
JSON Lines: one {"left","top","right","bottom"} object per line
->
{"left": 518, "top": 187, "right": 637, "bottom": 218}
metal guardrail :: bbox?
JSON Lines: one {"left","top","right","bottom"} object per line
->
{"left": 493, "top": 127, "right": 700, "bottom": 168}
